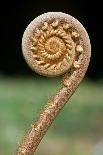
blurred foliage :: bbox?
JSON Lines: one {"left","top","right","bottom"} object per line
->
{"left": 0, "top": 76, "right": 103, "bottom": 155}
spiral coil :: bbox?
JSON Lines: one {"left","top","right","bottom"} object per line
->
{"left": 24, "top": 19, "right": 83, "bottom": 76}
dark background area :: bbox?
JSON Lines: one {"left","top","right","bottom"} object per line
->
{"left": 0, "top": 0, "right": 103, "bottom": 79}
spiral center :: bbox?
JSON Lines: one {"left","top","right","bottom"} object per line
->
{"left": 45, "top": 36, "right": 66, "bottom": 54}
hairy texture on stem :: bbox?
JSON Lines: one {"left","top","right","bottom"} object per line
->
{"left": 17, "top": 12, "right": 91, "bottom": 155}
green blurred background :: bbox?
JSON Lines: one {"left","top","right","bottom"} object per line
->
{"left": 0, "top": 76, "right": 103, "bottom": 155}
